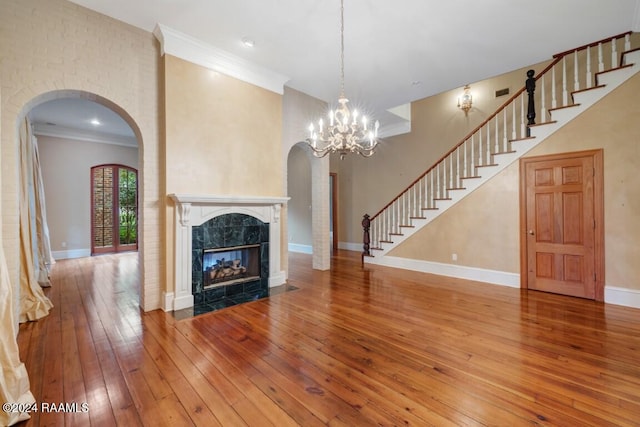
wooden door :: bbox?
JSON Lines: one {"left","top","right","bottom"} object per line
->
{"left": 91, "top": 164, "right": 138, "bottom": 255}
{"left": 520, "top": 150, "right": 604, "bottom": 300}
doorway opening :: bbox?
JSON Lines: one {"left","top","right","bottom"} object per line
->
{"left": 91, "top": 164, "right": 138, "bottom": 254}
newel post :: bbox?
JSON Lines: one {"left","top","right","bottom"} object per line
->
{"left": 526, "top": 69, "right": 536, "bottom": 137}
{"left": 362, "top": 214, "right": 371, "bottom": 263}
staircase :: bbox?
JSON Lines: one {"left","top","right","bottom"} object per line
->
{"left": 364, "top": 32, "right": 639, "bottom": 266}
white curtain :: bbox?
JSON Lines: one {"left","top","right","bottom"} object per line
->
{"left": 0, "top": 245, "right": 37, "bottom": 426}
{"left": 31, "top": 127, "right": 55, "bottom": 287}
{"left": 18, "top": 117, "right": 53, "bottom": 322}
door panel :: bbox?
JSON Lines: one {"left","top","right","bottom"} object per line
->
{"left": 521, "top": 152, "right": 602, "bottom": 300}
{"left": 92, "top": 164, "right": 138, "bottom": 254}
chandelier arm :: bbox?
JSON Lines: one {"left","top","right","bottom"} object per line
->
{"left": 304, "top": 0, "right": 379, "bottom": 159}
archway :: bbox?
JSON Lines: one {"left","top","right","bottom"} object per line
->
{"left": 17, "top": 90, "right": 143, "bottom": 306}
{"left": 285, "top": 142, "right": 330, "bottom": 271}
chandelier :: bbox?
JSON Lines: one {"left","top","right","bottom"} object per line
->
{"left": 306, "top": 0, "right": 380, "bottom": 159}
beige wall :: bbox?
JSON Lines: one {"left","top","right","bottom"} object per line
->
{"left": 37, "top": 135, "right": 138, "bottom": 253}
{"left": 0, "top": 0, "right": 162, "bottom": 310}
{"left": 281, "top": 86, "right": 332, "bottom": 270}
{"left": 163, "top": 55, "right": 284, "bottom": 293}
{"left": 337, "top": 61, "right": 551, "bottom": 244}
{"left": 287, "top": 144, "right": 313, "bottom": 248}
{"left": 391, "top": 72, "right": 640, "bottom": 291}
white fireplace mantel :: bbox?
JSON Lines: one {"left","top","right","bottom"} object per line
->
{"left": 164, "top": 193, "right": 289, "bottom": 311}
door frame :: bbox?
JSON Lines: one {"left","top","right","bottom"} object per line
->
{"left": 519, "top": 149, "right": 605, "bottom": 300}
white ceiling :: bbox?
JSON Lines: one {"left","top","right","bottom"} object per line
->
{"left": 31, "top": 0, "right": 640, "bottom": 139}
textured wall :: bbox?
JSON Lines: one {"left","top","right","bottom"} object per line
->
{"left": 391, "top": 72, "right": 640, "bottom": 291}
{"left": 0, "top": 0, "right": 162, "bottom": 310}
{"left": 163, "top": 55, "right": 284, "bottom": 292}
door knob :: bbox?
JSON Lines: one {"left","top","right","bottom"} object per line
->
{"left": 528, "top": 230, "right": 535, "bottom": 235}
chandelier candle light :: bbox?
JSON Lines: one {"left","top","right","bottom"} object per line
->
{"left": 306, "top": 0, "right": 380, "bottom": 159}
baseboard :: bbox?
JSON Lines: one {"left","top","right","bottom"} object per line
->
{"left": 269, "top": 270, "right": 287, "bottom": 288}
{"left": 162, "top": 292, "right": 174, "bottom": 312}
{"left": 52, "top": 248, "right": 91, "bottom": 260}
{"left": 370, "top": 255, "right": 521, "bottom": 288}
{"left": 605, "top": 286, "right": 640, "bottom": 309}
{"left": 338, "top": 241, "right": 362, "bottom": 252}
{"left": 288, "top": 243, "right": 313, "bottom": 254}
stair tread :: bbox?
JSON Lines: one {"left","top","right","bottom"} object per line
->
{"left": 528, "top": 120, "right": 557, "bottom": 128}
{"left": 366, "top": 47, "right": 638, "bottom": 260}
{"left": 509, "top": 136, "right": 536, "bottom": 143}
{"left": 548, "top": 104, "right": 581, "bottom": 113}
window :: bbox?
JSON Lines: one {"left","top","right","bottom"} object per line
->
{"left": 91, "top": 164, "right": 138, "bottom": 254}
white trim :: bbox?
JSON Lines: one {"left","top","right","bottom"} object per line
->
{"left": 52, "top": 248, "right": 91, "bottom": 260}
{"left": 338, "top": 241, "right": 362, "bottom": 252}
{"left": 372, "top": 256, "right": 521, "bottom": 288}
{"left": 33, "top": 123, "right": 137, "bottom": 147}
{"left": 605, "top": 286, "right": 640, "bottom": 309}
{"left": 162, "top": 292, "right": 174, "bottom": 312}
{"left": 153, "top": 24, "right": 290, "bottom": 95}
{"left": 168, "top": 193, "right": 289, "bottom": 311}
{"left": 288, "top": 243, "right": 312, "bottom": 254}
{"left": 169, "top": 194, "right": 289, "bottom": 206}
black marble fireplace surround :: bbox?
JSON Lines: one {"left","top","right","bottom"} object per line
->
{"left": 192, "top": 213, "right": 269, "bottom": 310}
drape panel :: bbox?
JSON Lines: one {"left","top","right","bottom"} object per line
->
{"left": 18, "top": 117, "right": 52, "bottom": 322}
{"left": 32, "top": 131, "right": 54, "bottom": 287}
{"left": 0, "top": 245, "right": 36, "bottom": 426}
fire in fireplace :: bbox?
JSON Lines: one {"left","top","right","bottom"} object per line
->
{"left": 203, "top": 244, "right": 260, "bottom": 288}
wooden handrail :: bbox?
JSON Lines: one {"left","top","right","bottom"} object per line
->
{"left": 370, "top": 32, "right": 632, "bottom": 222}
{"left": 370, "top": 57, "right": 562, "bottom": 221}
{"left": 552, "top": 31, "right": 632, "bottom": 59}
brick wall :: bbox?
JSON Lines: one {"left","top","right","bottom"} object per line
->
{"left": 0, "top": 0, "right": 163, "bottom": 310}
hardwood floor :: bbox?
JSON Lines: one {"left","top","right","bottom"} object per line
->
{"left": 16, "top": 250, "right": 640, "bottom": 426}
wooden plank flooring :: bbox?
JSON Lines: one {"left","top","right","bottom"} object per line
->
{"left": 16, "top": 250, "right": 640, "bottom": 426}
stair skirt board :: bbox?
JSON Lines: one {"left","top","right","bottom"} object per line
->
{"left": 365, "top": 50, "right": 639, "bottom": 259}
{"left": 358, "top": 47, "right": 640, "bottom": 310}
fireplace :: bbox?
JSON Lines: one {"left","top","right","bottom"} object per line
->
{"left": 165, "top": 194, "right": 288, "bottom": 312}
{"left": 191, "top": 212, "right": 270, "bottom": 306}
{"left": 203, "top": 244, "right": 260, "bottom": 288}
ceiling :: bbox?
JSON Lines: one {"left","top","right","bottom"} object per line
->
{"left": 31, "top": 0, "right": 640, "bottom": 140}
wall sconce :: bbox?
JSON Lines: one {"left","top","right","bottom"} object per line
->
{"left": 457, "top": 85, "right": 473, "bottom": 114}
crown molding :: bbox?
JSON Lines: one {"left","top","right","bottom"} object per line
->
{"left": 33, "top": 123, "right": 138, "bottom": 148}
{"left": 153, "top": 24, "right": 290, "bottom": 95}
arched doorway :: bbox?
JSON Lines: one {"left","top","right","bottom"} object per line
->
{"left": 285, "top": 141, "right": 331, "bottom": 271}
{"left": 21, "top": 90, "right": 142, "bottom": 299}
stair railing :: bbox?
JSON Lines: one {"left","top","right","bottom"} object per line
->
{"left": 363, "top": 32, "right": 633, "bottom": 257}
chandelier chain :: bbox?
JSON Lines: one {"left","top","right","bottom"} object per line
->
{"left": 305, "top": 0, "right": 380, "bottom": 159}
{"left": 340, "top": 0, "right": 345, "bottom": 97}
